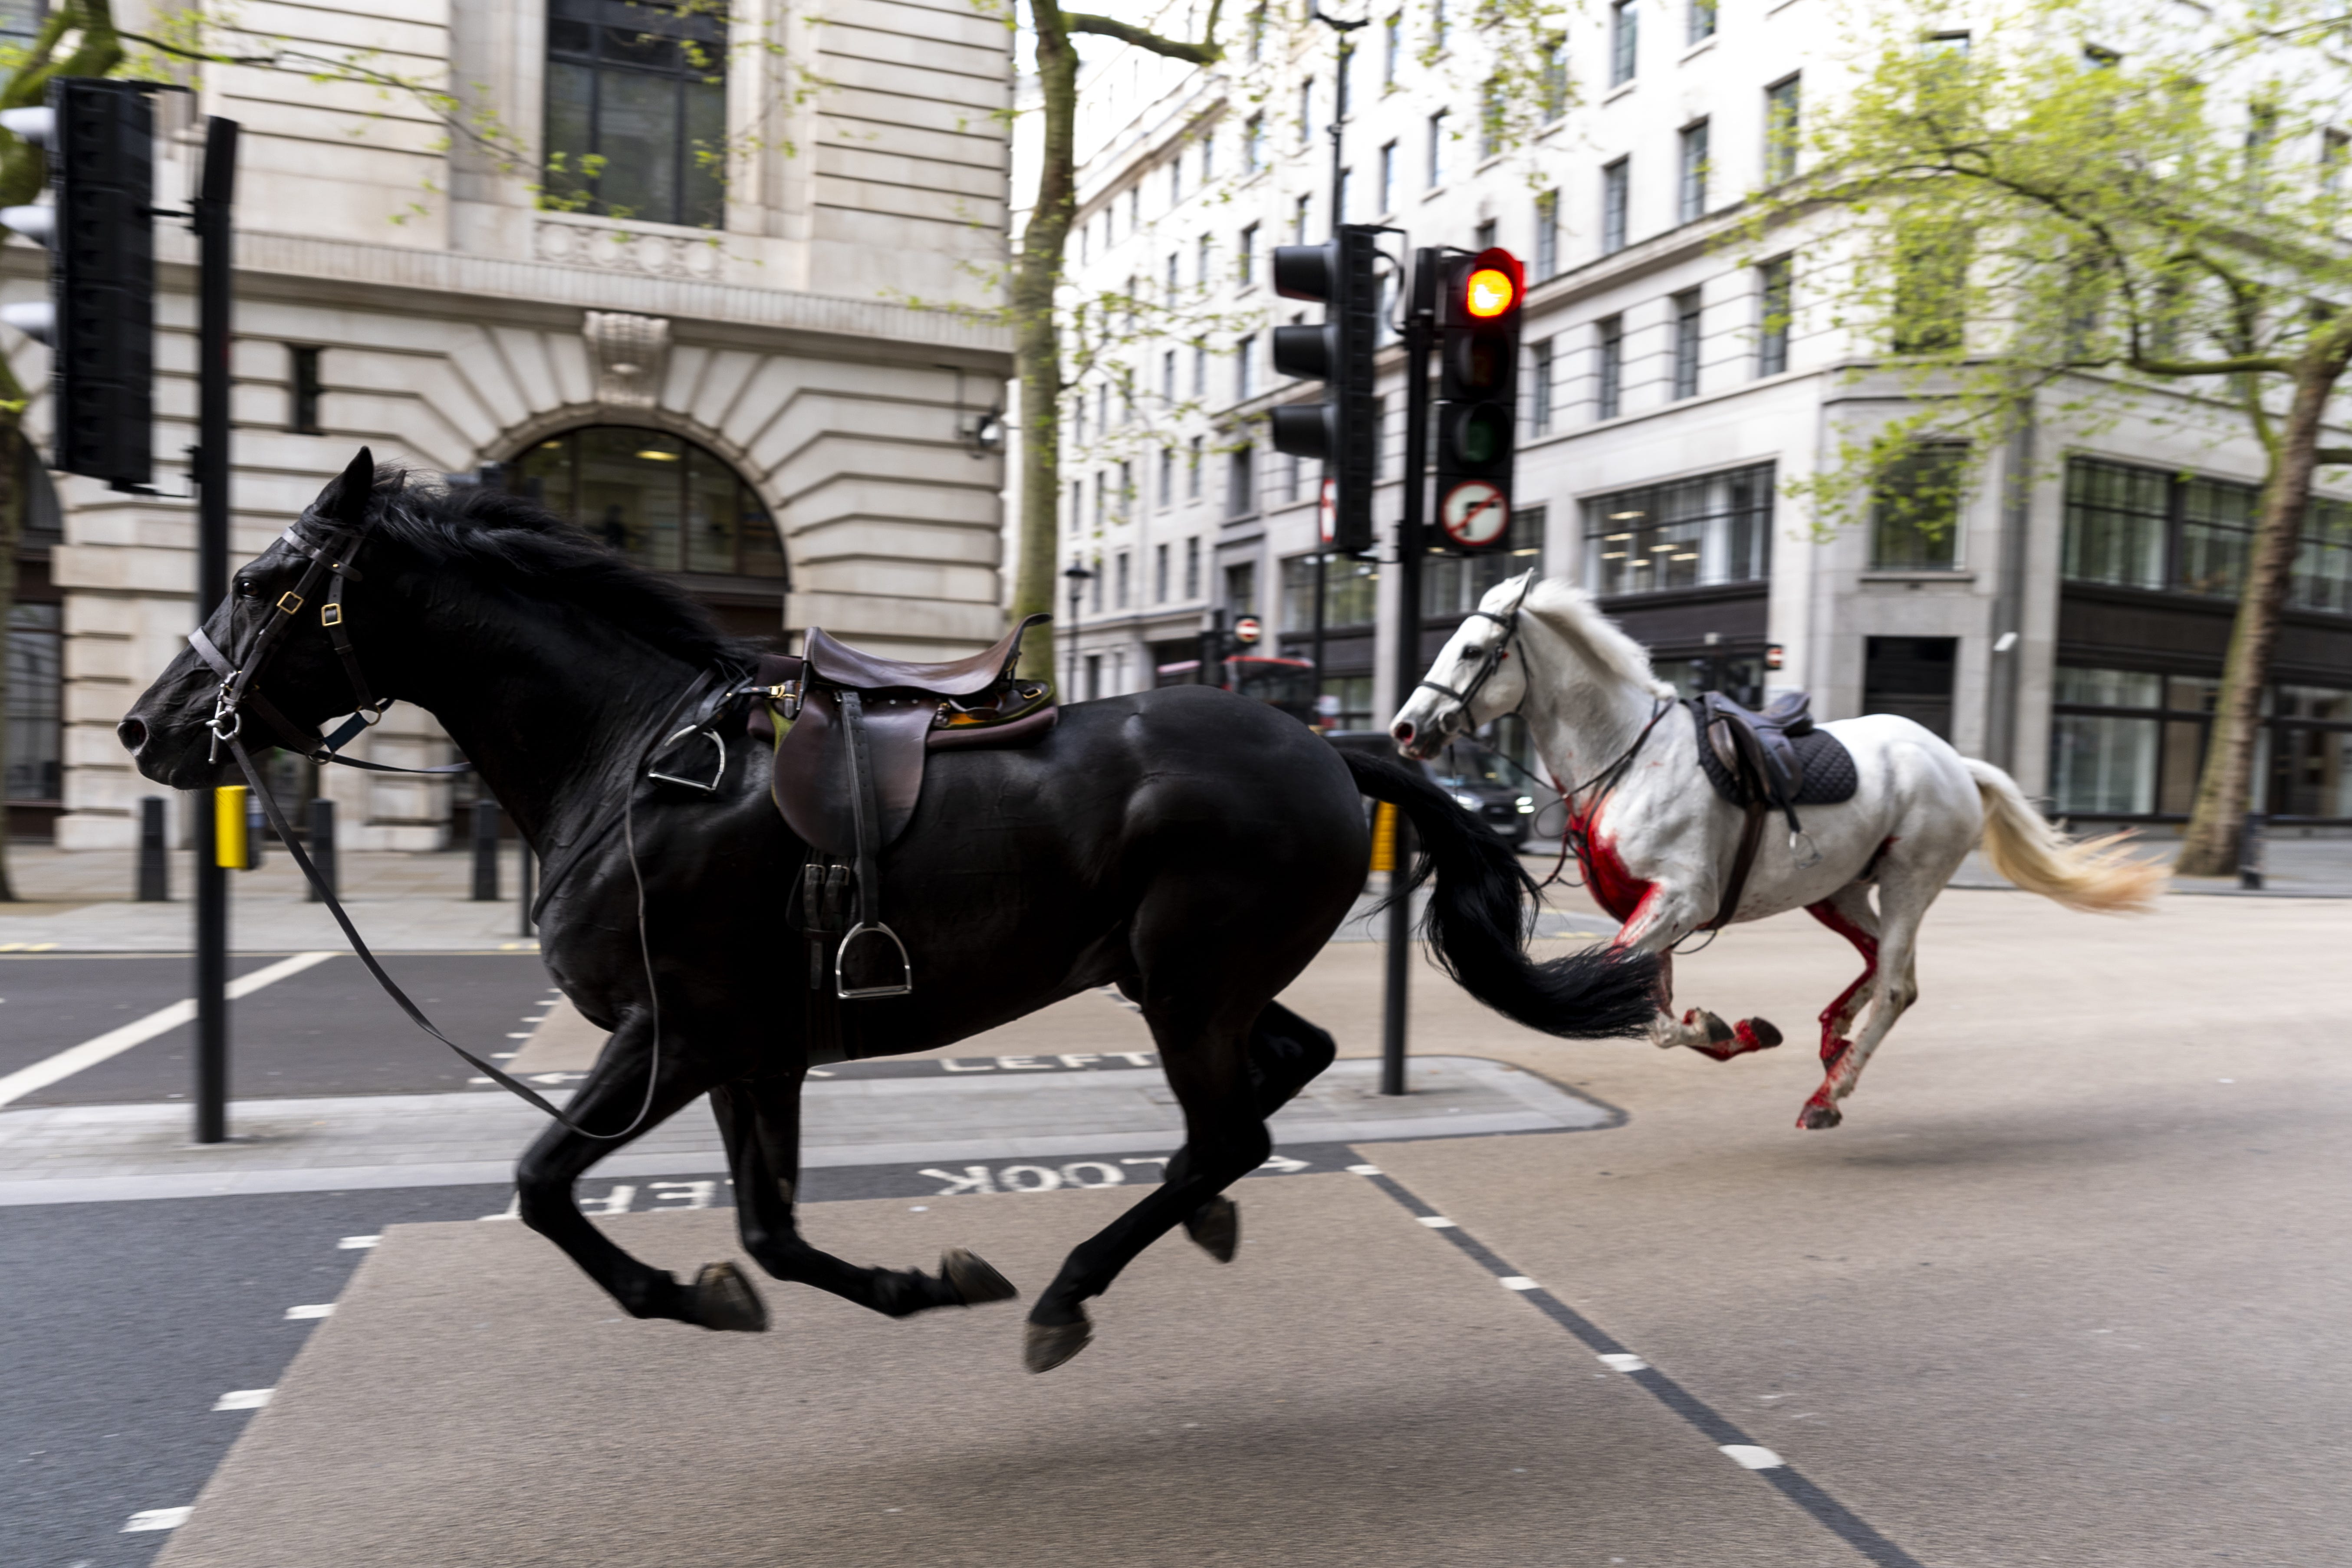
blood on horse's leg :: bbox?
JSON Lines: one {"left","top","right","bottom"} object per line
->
{"left": 714, "top": 1080, "right": 1016, "bottom": 1318}
{"left": 1799, "top": 888, "right": 1884, "bottom": 1130}
{"left": 1625, "top": 903, "right": 1781, "bottom": 1061}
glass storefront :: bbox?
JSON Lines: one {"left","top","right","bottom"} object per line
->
{"left": 512, "top": 427, "right": 784, "bottom": 579}
{"left": 1582, "top": 464, "right": 1772, "bottom": 596}
{"left": 2050, "top": 664, "right": 2351, "bottom": 821}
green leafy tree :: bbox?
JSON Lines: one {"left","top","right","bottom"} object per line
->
{"left": 1740, "top": 0, "right": 2352, "bottom": 875}
{"left": 0, "top": 0, "right": 125, "bottom": 901}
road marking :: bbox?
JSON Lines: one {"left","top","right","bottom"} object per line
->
{"left": 1361, "top": 1167, "right": 1924, "bottom": 1568}
{"left": 0, "top": 952, "right": 337, "bottom": 1109}
{"left": 1720, "top": 1444, "right": 1786, "bottom": 1470}
{"left": 212, "top": 1388, "right": 273, "bottom": 1411}
{"left": 337, "top": 1235, "right": 379, "bottom": 1249}
{"left": 284, "top": 1303, "right": 335, "bottom": 1320}
{"left": 1346, "top": 1164, "right": 1383, "bottom": 1175}
{"left": 123, "top": 1507, "right": 192, "bottom": 1532}
{"left": 1416, "top": 1215, "right": 1458, "bottom": 1228}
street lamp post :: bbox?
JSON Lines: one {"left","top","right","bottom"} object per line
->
{"left": 1061, "top": 561, "right": 1094, "bottom": 700}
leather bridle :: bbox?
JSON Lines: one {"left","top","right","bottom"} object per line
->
{"left": 1412, "top": 569, "right": 1537, "bottom": 745}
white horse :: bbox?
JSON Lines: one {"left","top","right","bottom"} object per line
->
{"left": 1389, "top": 572, "right": 2165, "bottom": 1128}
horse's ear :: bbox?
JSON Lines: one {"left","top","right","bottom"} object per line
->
{"left": 328, "top": 447, "right": 376, "bottom": 526}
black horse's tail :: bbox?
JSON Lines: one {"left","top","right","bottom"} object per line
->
{"left": 1343, "top": 750, "right": 1659, "bottom": 1039}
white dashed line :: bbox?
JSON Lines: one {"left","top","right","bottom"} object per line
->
{"left": 1345, "top": 1164, "right": 1382, "bottom": 1176}
{"left": 1719, "top": 1444, "right": 1785, "bottom": 1470}
{"left": 1416, "top": 1215, "right": 1458, "bottom": 1228}
{"left": 337, "top": 1235, "right": 379, "bottom": 1250}
{"left": 283, "top": 1303, "right": 335, "bottom": 1320}
{"left": 211, "top": 1388, "right": 273, "bottom": 1411}
{"left": 123, "top": 1507, "right": 192, "bottom": 1532}
{"left": 1498, "top": 1276, "right": 1539, "bottom": 1291}
{"left": 1597, "top": 1353, "right": 1650, "bottom": 1373}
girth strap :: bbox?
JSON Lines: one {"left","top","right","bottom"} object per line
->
{"left": 831, "top": 690, "right": 913, "bottom": 999}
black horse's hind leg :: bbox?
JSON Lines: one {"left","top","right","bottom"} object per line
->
{"left": 1171, "top": 1002, "right": 1337, "bottom": 1261}
{"left": 713, "top": 1078, "right": 1018, "bottom": 1318}
{"left": 513, "top": 1019, "right": 757, "bottom": 1330}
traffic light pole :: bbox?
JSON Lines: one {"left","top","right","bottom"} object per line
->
{"left": 192, "top": 117, "right": 239, "bottom": 1144}
{"left": 1381, "top": 250, "right": 1435, "bottom": 1098}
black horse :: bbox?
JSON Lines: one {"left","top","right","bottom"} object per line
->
{"left": 119, "top": 454, "right": 1658, "bottom": 1371}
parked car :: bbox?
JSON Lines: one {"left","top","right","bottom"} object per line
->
{"left": 1324, "top": 730, "right": 1548, "bottom": 847}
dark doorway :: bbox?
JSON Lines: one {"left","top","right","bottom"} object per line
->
{"left": 1864, "top": 636, "right": 1957, "bottom": 738}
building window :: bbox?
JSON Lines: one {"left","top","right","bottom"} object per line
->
{"left": 2296, "top": 496, "right": 2352, "bottom": 613}
{"left": 1094, "top": 471, "right": 1108, "bottom": 530}
{"left": 1869, "top": 444, "right": 1967, "bottom": 569}
{"left": 1197, "top": 232, "right": 1213, "bottom": 288}
{"left": 1534, "top": 190, "right": 1559, "bottom": 280}
{"left": 1530, "top": 339, "right": 1554, "bottom": 433}
{"left": 1384, "top": 12, "right": 1402, "bottom": 83}
{"left": 1225, "top": 559, "right": 1259, "bottom": 621}
{"left": 1235, "top": 334, "right": 1257, "bottom": 401}
{"left": 1765, "top": 74, "right": 1801, "bottom": 184}
{"left": 1299, "top": 77, "right": 1315, "bottom": 146}
{"left": 1425, "top": 508, "right": 1545, "bottom": 617}
{"left": 1069, "top": 480, "right": 1082, "bottom": 535}
{"left": 1115, "top": 549, "right": 1132, "bottom": 608}
{"left": 1155, "top": 542, "right": 1171, "bottom": 602}
{"left": 1293, "top": 193, "right": 1312, "bottom": 245}
{"left": 1089, "top": 564, "right": 1105, "bottom": 612}
{"left": 1379, "top": 141, "right": 1397, "bottom": 214}
{"left": 2178, "top": 477, "right": 2256, "bottom": 597}
{"left": 1757, "top": 256, "right": 1793, "bottom": 376}
{"left": 5, "top": 601, "right": 61, "bottom": 805}
{"left": 2050, "top": 667, "right": 2165, "bottom": 815}
{"left": 1245, "top": 114, "right": 1265, "bottom": 171}
{"left": 1158, "top": 445, "right": 1175, "bottom": 506}
{"left": 544, "top": 0, "right": 729, "bottom": 230}
{"left": 1336, "top": 43, "right": 1355, "bottom": 120}
{"left": 1688, "top": 0, "right": 1717, "bottom": 45}
{"left": 1609, "top": 0, "right": 1638, "bottom": 85}
{"left": 512, "top": 426, "right": 783, "bottom": 579}
{"left": 1595, "top": 315, "right": 1624, "bottom": 420}
{"left": 1239, "top": 223, "right": 1259, "bottom": 285}
{"left": 1282, "top": 552, "right": 1381, "bottom": 630}
{"left": 1117, "top": 459, "right": 1134, "bottom": 521}
{"left": 1285, "top": 451, "right": 1303, "bottom": 502}
{"left": 1601, "top": 157, "right": 1630, "bottom": 253}
{"left": 1249, "top": 4, "right": 1267, "bottom": 62}
{"left": 1188, "top": 436, "right": 1204, "bottom": 497}
{"left": 1431, "top": 0, "right": 1448, "bottom": 53}
{"left": 1427, "top": 109, "right": 1448, "bottom": 187}
{"left": 1163, "top": 350, "right": 1178, "bottom": 402}
{"left": 288, "top": 346, "right": 323, "bottom": 434}
{"left": 1540, "top": 38, "right": 1569, "bottom": 122}
{"left": 1892, "top": 223, "right": 1968, "bottom": 353}
{"left": 1184, "top": 536, "right": 1202, "bottom": 597}
{"left": 2062, "top": 458, "right": 2168, "bottom": 589}
{"left": 1227, "top": 442, "right": 1256, "bottom": 518}
{"left": 1677, "top": 120, "right": 1710, "bottom": 223}
{"left": 1336, "top": 165, "right": 1352, "bottom": 222}
{"left": 1583, "top": 463, "right": 1774, "bottom": 595}
{"left": 2052, "top": 666, "right": 2352, "bottom": 820}
{"left": 1168, "top": 154, "right": 1183, "bottom": 207}
{"left": 1474, "top": 218, "right": 1497, "bottom": 251}
{"left": 1670, "top": 289, "right": 1702, "bottom": 399}
{"left": 1479, "top": 77, "right": 1503, "bottom": 162}
{"left": 1085, "top": 653, "right": 1102, "bottom": 698}
{"left": 1192, "top": 341, "right": 1208, "bottom": 398}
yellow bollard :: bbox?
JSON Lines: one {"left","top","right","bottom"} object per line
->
{"left": 215, "top": 785, "right": 249, "bottom": 869}
{"left": 1368, "top": 801, "right": 1397, "bottom": 873}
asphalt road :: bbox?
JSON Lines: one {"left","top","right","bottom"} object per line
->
{"left": 1, "top": 953, "right": 559, "bottom": 1105}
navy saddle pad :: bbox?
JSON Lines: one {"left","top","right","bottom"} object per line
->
{"left": 1688, "top": 700, "right": 1859, "bottom": 808}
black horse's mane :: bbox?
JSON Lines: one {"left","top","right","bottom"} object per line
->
{"left": 359, "top": 470, "right": 750, "bottom": 668}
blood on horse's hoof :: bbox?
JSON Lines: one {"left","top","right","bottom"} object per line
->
{"left": 1796, "top": 1099, "right": 1843, "bottom": 1131}
{"left": 1184, "top": 1195, "right": 1240, "bottom": 1263}
{"left": 941, "top": 1247, "right": 1018, "bottom": 1305}
{"left": 1024, "top": 1313, "right": 1092, "bottom": 1374}
{"left": 1743, "top": 1016, "right": 1783, "bottom": 1050}
{"left": 691, "top": 1260, "right": 770, "bottom": 1332}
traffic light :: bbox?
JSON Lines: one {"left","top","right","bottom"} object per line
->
{"left": 1268, "top": 224, "right": 1380, "bottom": 554}
{"left": 1432, "top": 246, "right": 1524, "bottom": 553}
{"left": 0, "top": 79, "right": 158, "bottom": 490}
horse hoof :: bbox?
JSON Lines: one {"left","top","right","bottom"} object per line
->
{"left": 692, "top": 1260, "right": 770, "bottom": 1332}
{"left": 941, "top": 1247, "right": 1019, "bottom": 1306}
{"left": 1184, "top": 1196, "right": 1240, "bottom": 1263}
{"left": 1024, "top": 1314, "right": 1093, "bottom": 1374}
{"left": 1697, "top": 1009, "right": 1735, "bottom": 1046}
{"left": 1796, "top": 1101, "right": 1843, "bottom": 1131}
{"left": 1743, "top": 1017, "right": 1783, "bottom": 1050}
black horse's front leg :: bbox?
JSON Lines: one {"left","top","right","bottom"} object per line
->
{"left": 713, "top": 1076, "right": 1018, "bottom": 1318}
{"left": 513, "top": 1018, "right": 757, "bottom": 1331}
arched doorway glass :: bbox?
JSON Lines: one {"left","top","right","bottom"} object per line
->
{"left": 510, "top": 426, "right": 785, "bottom": 581}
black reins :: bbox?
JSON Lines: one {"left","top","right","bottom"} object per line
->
{"left": 187, "top": 476, "right": 745, "bottom": 1139}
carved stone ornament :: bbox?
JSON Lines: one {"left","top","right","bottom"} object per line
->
{"left": 583, "top": 312, "right": 672, "bottom": 409}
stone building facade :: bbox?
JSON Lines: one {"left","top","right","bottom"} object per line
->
{"left": 1052, "top": 0, "right": 2352, "bottom": 825}
{"left": 4, "top": 0, "right": 1013, "bottom": 848}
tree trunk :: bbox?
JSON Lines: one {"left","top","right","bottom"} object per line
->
{"left": 2175, "top": 335, "right": 2352, "bottom": 876}
{"left": 1008, "top": 0, "right": 1079, "bottom": 685}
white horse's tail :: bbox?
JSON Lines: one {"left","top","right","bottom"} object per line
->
{"left": 1963, "top": 758, "right": 2167, "bottom": 913}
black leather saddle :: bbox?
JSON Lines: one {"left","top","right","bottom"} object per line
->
{"left": 1685, "top": 690, "right": 1857, "bottom": 927}
{"left": 750, "top": 614, "right": 1055, "bottom": 1009}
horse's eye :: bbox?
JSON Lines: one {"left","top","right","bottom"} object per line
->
{"left": 235, "top": 579, "right": 261, "bottom": 598}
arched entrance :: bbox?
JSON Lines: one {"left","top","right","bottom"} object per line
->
{"left": 507, "top": 425, "right": 788, "bottom": 647}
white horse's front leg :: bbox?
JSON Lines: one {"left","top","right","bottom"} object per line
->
{"left": 1613, "top": 889, "right": 1783, "bottom": 1060}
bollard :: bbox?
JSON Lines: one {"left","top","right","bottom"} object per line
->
{"left": 2238, "top": 810, "right": 2265, "bottom": 891}
{"left": 137, "top": 796, "right": 170, "bottom": 901}
{"left": 471, "top": 799, "right": 500, "bottom": 901}
{"left": 307, "top": 797, "right": 338, "bottom": 903}
{"left": 517, "top": 840, "right": 535, "bottom": 938}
